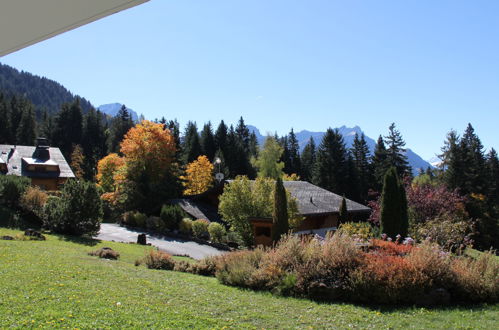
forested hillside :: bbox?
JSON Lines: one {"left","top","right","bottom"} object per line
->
{"left": 0, "top": 63, "right": 93, "bottom": 117}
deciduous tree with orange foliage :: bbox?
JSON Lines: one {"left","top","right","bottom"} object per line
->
{"left": 96, "top": 153, "right": 125, "bottom": 193}
{"left": 181, "top": 155, "right": 214, "bottom": 195}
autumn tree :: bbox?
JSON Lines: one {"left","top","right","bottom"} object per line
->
{"left": 70, "top": 144, "right": 85, "bottom": 179}
{"left": 96, "top": 153, "right": 125, "bottom": 193}
{"left": 181, "top": 155, "right": 214, "bottom": 195}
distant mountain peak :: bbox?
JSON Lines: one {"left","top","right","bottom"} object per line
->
{"left": 97, "top": 103, "right": 139, "bottom": 121}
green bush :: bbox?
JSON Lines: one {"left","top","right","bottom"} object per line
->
{"left": 192, "top": 219, "right": 210, "bottom": 238}
{"left": 179, "top": 218, "right": 193, "bottom": 234}
{"left": 122, "top": 211, "right": 147, "bottom": 228}
{"left": 160, "top": 204, "right": 185, "bottom": 230}
{"left": 146, "top": 216, "right": 163, "bottom": 231}
{"left": 0, "top": 175, "right": 30, "bottom": 208}
{"left": 338, "top": 222, "right": 374, "bottom": 241}
{"left": 43, "top": 179, "right": 103, "bottom": 236}
{"left": 208, "top": 222, "right": 226, "bottom": 243}
{"left": 144, "top": 250, "right": 175, "bottom": 270}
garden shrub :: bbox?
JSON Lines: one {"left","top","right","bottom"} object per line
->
{"left": 450, "top": 251, "right": 499, "bottom": 303}
{"left": 122, "top": 211, "right": 147, "bottom": 228}
{"left": 146, "top": 216, "right": 163, "bottom": 231}
{"left": 43, "top": 180, "right": 103, "bottom": 236}
{"left": 216, "top": 249, "right": 265, "bottom": 288}
{"left": 208, "top": 222, "right": 226, "bottom": 243}
{"left": 192, "top": 219, "right": 210, "bottom": 238}
{"left": 0, "top": 175, "right": 30, "bottom": 208}
{"left": 160, "top": 204, "right": 185, "bottom": 230}
{"left": 143, "top": 250, "right": 175, "bottom": 270}
{"left": 20, "top": 186, "right": 48, "bottom": 219}
{"left": 412, "top": 215, "right": 473, "bottom": 252}
{"left": 89, "top": 247, "right": 120, "bottom": 260}
{"left": 179, "top": 218, "right": 193, "bottom": 234}
{"left": 188, "top": 256, "right": 221, "bottom": 276}
{"left": 337, "top": 222, "right": 374, "bottom": 241}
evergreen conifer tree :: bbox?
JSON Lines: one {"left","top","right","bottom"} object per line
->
{"left": 248, "top": 132, "right": 259, "bottom": 158}
{"left": 300, "top": 137, "right": 316, "bottom": 181}
{"left": 215, "top": 120, "right": 228, "bottom": 153}
{"left": 107, "top": 105, "right": 134, "bottom": 153}
{"left": 52, "top": 99, "right": 83, "bottom": 159}
{"left": 380, "top": 167, "right": 408, "bottom": 238}
{"left": 384, "top": 123, "right": 411, "bottom": 178}
{"left": 486, "top": 148, "right": 499, "bottom": 206}
{"left": 286, "top": 128, "right": 301, "bottom": 175}
{"left": 0, "top": 93, "right": 11, "bottom": 143}
{"left": 235, "top": 116, "right": 250, "bottom": 153}
{"left": 339, "top": 196, "right": 348, "bottom": 224}
{"left": 182, "top": 121, "right": 202, "bottom": 164}
{"left": 352, "top": 133, "right": 373, "bottom": 201}
{"left": 312, "top": 128, "right": 349, "bottom": 196}
{"left": 372, "top": 135, "right": 389, "bottom": 190}
{"left": 200, "top": 122, "right": 216, "bottom": 161}
{"left": 272, "top": 177, "right": 289, "bottom": 243}
{"left": 16, "top": 104, "right": 36, "bottom": 145}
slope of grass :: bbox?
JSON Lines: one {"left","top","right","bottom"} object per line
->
{"left": 0, "top": 227, "right": 497, "bottom": 329}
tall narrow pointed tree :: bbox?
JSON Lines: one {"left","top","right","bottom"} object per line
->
{"left": 372, "top": 135, "right": 389, "bottom": 190}
{"left": 272, "top": 177, "right": 289, "bottom": 243}
{"left": 182, "top": 121, "right": 202, "bottom": 164}
{"left": 384, "top": 123, "right": 411, "bottom": 178}
{"left": 352, "top": 133, "right": 373, "bottom": 201}
{"left": 300, "top": 137, "right": 316, "bottom": 181}
{"left": 379, "top": 167, "right": 408, "bottom": 238}
{"left": 338, "top": 196, "right": 348, "bottom": 224}
{"left": 286, "top": 128, "right": 301, "bottom": 175}
{"left": 200, "top": 122, "right": 216, "bottom": 161}
{"left": 16, "top": 105, "right": 36, "bottom": 146}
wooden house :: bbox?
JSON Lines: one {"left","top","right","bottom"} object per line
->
{"left": 0, "top": 138, "right": 75, "bottom": 190}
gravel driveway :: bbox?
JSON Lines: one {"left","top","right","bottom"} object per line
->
{"left": 96, "top": 223, "right": 226, "bottom": 260}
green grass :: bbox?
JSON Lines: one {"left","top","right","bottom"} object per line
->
{"left": 0, "top": 227, "right": 498, "bottom": 329}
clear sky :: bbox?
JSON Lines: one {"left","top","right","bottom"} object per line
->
{"left": 1, "top": 0, "right": 498, "bottom": 160}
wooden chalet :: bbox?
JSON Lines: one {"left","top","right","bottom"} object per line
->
{"left": 0, "top": 138, "right": 75, "bottom": 190}
{"left": 171, "top": 180, "right": 370, "bottom": 246}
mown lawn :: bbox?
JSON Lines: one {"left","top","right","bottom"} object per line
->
{"left": 0, "top": 227, "right": 497, "bottom": 329}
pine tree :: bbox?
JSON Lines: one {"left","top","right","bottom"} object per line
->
{"left": 200, "top": 122, "right": 216, "bottom": 161}
{"left": 460, "top": 123, "right": 487, "bottom": 195}
{"left": 9, "top": 96, "right": 23, "bottom": 143}
{"left": 70, "top": 144, "right": 85, "bottom": 179}
{"left": 286, "top": 128, "right": 301, "bottom": 175}
{"left": 0, "top": 93, "right": 11, "bottom": 143}
{"left": 345, "top": 152, "right": 361, "bottom": 202}
{"left": 16, "top": 104, "right": 36, "bottom": 145}
{"left": 248, "top": 132, "right": 259, "bottom": 158}
{"left": 338, "top": 196, "right": 348, "bottom": 224}
{"left": 300, "top": 137, "right": 316, "bottom": 182}
{"left": 352, "top": 133, "right": 373, "bottom": 201}
{"left": 272, "top": 177, "right": 289, "bottom": 243}
{"left": 182, "top": 121, "right": 202, "bottom": 164}
{"left": 107, "top": 105, "right": 134, "bottom": 153}
{"left": 39, "top": 110, "right": 54, "bottom": 144}
{"left": 81, "top": 108, "right": 107, "bottom": 179}
{"left": 384, "top": 123, "right": 411, "bottom": 178}
{"left": 372, "top": 135, "right": 389, "bottom": 190}
{"left": 313, "top": 128, "right": 349, "bottom": 196}
{"left": 215, "top": 120, "right": 228, "bottom": 153}
{"left": 235, "top": 116, "right": 250, "bottom": 153}
{"left": 380, "top": 167, "right": 408, "bottom": 238}
{"left": 440, "top": 130, "right": 464, "bottom": 191}
{"left": 166, "top": 119, "right": 181, "bottom": 157}
{"left": 486, "top": 148, "right": 499, "bottom": 206}
{"left": 52, "top": 99, "right": 83, "bottom": 159}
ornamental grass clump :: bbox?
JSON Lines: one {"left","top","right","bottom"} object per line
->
{"left": 89, "top": 247, "right": 120, "bottom": 260}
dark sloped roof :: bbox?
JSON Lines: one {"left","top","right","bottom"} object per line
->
{"left": 282, "top": 181, "right": 370, "bottom": 215}
{"left": 170, "top": 198, "right": 222, "bottom": 223}
{"left": 0, "top": 144, "right": 74, "bottom": 178}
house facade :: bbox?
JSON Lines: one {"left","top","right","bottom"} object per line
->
{"left": 0, "top": 138, "right": 75, "bottom": 190}
{"left": 172, "top": 180, "right": 371, "bottom": 246}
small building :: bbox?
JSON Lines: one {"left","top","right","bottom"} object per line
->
{"left": 0, "top": 138, "right": 75, "bottom": 190}
{"left": 171, "top": 180, "right": 370, "bottom": 246}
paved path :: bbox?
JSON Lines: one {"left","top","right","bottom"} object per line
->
{"left": 96, "top": 223, "right": 226, "bottom": 260}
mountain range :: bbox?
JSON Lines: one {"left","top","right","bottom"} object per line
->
{"left": 247, "top": 125, "right": 432, "bottom": 176}
{"left": 97, "top": 103, "right": 139, "bottom": 122}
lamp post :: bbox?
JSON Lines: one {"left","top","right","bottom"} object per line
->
{"left": 214, "top": 157, "right": 224, "bottom": 182}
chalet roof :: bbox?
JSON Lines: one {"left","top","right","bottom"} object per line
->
{"left": 281, "top": 181, "right": 370, "bottom": 215}
{"left": 0, "top": 144, "right": 74, "bottom": 178}
{"left": 170, "top": 198, "right": 222, "bottom": 223}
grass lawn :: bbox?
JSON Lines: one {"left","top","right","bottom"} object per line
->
{"left": 0, "top": 227, "right": 497, "bottom": 329}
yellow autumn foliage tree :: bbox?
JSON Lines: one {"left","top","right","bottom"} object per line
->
{"left": 181, "top": 155, "right": 214, "bottom": 195}
{"left": 96, "top": 153, "right": 125, "bottom": 193}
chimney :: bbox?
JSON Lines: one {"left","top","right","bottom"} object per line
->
{"left": 33, "top": 138, "right": 50, "bottom": 161}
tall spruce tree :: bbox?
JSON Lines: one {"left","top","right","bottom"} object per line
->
{"left": 352, "top": 133, "right": 373, "bottom": 201}
{"left": 486, "top": 148, "right": 499, "bottom": 206}
{"left": 372, "top": 135, "right": 389, "bottom": 190}
{"left": 0, "top": 93, "right": 11, "bottom": 143}
{"left": 182, "top": 121, "right": 202, "bottom": 164}
{"left": 312, "top": 128, "right": 349, "bottom": 196}
{"left": 248, "top": 132, "right": 259, "bottom": 158}
{"left": 235, "top": 116, "right": 250, "bottom": 153}
{"left": 81, "top": 108, "right": 107, "bottom": 179}
{"left": 300, "top": 137, "right": 316, "bottom": 182}
{"left": 200, "top": 122, "right": 216, "bottom": 161}
{"left": 166, "top": 119, "right": 181, "bottom": 157}
{"left": 107, "top": 104, "right": 133, "bottom": 153}
{"left": 52, "top": 99, "right": 83, "bottom": 159}
{"left": 215, "top": 120, "right": 228, "bottom": 153}
{"left": 16, "top": 104, "right": 36, "bottom": 145}
{"left": 379, "top": 167, "right": 408, "bottom": 238}
{"left": 384, "top": 123, "right": 411, "bottom": 178}
{"left": 460, "top": 123, "right": 487, "bottom": 195}
{"left": 286, "top": 128, "right": 301, "bottom": 175}
{"left": 272, "top": 177, "right": 289, "bottom": 243}
{"left": 9, "top": 96, "right": 23, "bottom": 143}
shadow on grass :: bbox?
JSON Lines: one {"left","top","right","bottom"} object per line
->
{"left": 56, "top": 234, "right": 101, "bottom": 246}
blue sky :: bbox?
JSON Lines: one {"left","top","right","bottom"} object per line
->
{"left": 1, "top": 0, "right": 498, "bottom": 160}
